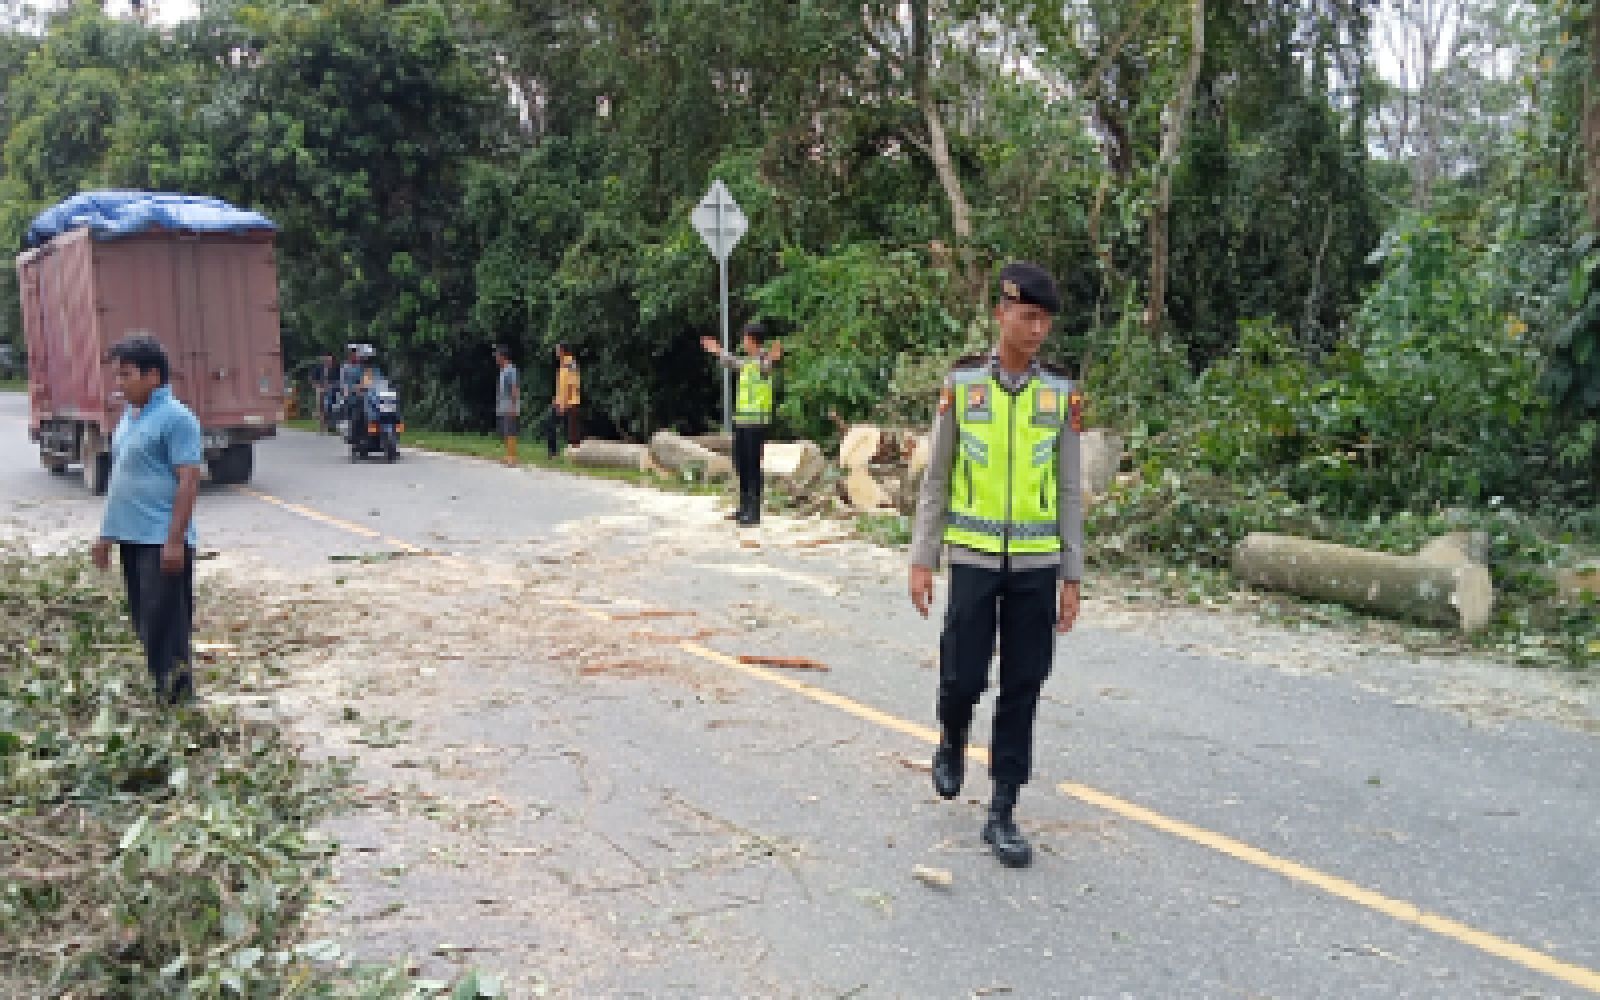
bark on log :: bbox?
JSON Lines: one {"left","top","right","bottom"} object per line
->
{"left": 1416, "top": 531, "right": 1489, "bottom": 567}
{"left": 688, "top": 433, "right": 733, "bottom": 456}
{"left": 649, "top": 430, "right": 733, "bottom": 480}
{"left": 1233, "top": 533, "right": 1493, "bottom": 632}
{"left": 569, "top": 440, "right": 648, "bottom": 471}
{"left": 763, "top": 441, "right": 824, "bottom": 490}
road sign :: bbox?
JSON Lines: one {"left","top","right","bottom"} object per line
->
{"left": 692, "top": 179, "right": 748, "bottom": 431}
{"left": 692, "top": 179, "right": 747, "bottom": 263}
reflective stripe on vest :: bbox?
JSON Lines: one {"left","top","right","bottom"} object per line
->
{"left": 943, "top": 367, "right": 1071, "bottom": 556}
{"left": 735, "top": 359, "right": 773, "bottom": 425}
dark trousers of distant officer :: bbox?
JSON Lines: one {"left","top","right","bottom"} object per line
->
{"left": 938, "top": 564, "right": 1057, "bottom": 784}
{"left": 732, "top": 423, "right": 766, "bottom": 518}
{"left": 120, "top": 543, "right": 195, "bottom": 701}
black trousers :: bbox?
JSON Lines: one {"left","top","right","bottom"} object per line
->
{"left": 938, "top": 564, "right": 1058, "bottom": 785}
{"left": 543, "top": 406, "right": 582, "bottom": 457}
{"left": 119, "top": 543, "right": 195, "bottom": 696}
{"left": 733, "top": 424, "right": 766, "bottom": 513}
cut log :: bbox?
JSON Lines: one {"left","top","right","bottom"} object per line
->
{"left": 1079, "top": 429, "right": 1123, "bottom": 498}
{"left": 1555, "top": 565, "right": 1600, "bottom": 599}
{"left": 1232, "top": 533, "right": 1493, "bottom": 632}
{"left": 845, "top": 466, "right": 894, "bottom": 512}
{"left": 569, "top": 440, "right": 648, "bottom": 471}
{"left": 688, "top": 433, "right": 733, "bottom": 456}
{"left": 1416, "top": 531, "right": 1489, "bottom": 567}
{"left": 649, "top": 430, "right": 733, "bottom": 480}
{"left": 905, "top": 434, "right": 931, "bottom": 480}
{"left": 839, "top": 425, "right": 884, "bottom": 471}
{"left": 763, "top": 441, "right": 824, "bottom": 491}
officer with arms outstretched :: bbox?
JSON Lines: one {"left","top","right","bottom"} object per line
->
{"left": 908, "top": 261, "right": 1084, "bottom": 868}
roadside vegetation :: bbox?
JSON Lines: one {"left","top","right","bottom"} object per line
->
{"left": 0, "top": 548, "right": 499, "bottom": 997}
{"left": 2, "top": 1, "right": 1597, "bottom": 664}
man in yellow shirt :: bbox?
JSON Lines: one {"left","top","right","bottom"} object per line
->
{"left": 545, "top": 344, "right": 582, "bottom": 458}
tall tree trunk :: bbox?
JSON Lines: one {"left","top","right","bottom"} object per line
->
{"left": 1145, "top": 0, "right": 1206, "bottom": 334}
{"left": 921, "top": 95, "right": 974, "bottom": 251}
{"left": 1587, "top": 0, "right": 1600, "bottom": 231}
{"left": 908, "top": 0, "right": 980, "bottom": 298}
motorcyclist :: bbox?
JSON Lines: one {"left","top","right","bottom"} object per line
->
{"left": 343, "top": 345, "right": 381, "bottom": 442}
{"left": 339, "top": 346, "right": 365, "bottom": 442}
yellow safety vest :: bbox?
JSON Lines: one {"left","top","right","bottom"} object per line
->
{"left": 943, "top": 367, "right": 1072, "bottom": 556}
{"left": 734, "top": 359, "right": 774, "bottom": 426}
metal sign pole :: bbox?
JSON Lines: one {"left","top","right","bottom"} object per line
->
{"left": 718, "top": 198, "right": 731, "bottom": 433}
{"left": 720, "top": 253, "right": 731, "bottom": 434}
{"left": 691, "top": 179, "right": 747, "bottom": 436}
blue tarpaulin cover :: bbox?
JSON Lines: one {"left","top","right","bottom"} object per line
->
{"left": 25, "top": 190, "right": 277, "bottom": 248}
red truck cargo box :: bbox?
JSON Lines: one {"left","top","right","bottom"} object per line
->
{"left": 19, "top": 227, "right": 283, "bottom": 441}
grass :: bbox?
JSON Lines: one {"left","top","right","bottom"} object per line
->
{"left": 0, "top": 377, "right": 25, "bottom": 392}
{"left": 0, "top": 548, "right": 493, "bottom": 997}
{"left": 287, "top": 416, "right": 727, "bottom": 496}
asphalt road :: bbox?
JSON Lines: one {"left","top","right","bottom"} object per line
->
{"left": 3, "top": 391, "right": 1598, "bottom": 999}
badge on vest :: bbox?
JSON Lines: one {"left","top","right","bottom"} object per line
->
{"left": 963, "top": 383, "right": 993, "bottom": 422}
{"left": 1033, "top": 387, "right": 1062, "bottom": 427}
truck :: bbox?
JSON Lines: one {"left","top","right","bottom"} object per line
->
{"left": 16, "top": 191, "right": 284, "bottom": 493}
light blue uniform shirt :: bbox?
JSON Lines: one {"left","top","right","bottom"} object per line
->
{"left": 99, "top": 386, "right": 203, "bottom": 547}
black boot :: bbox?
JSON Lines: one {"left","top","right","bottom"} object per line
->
{"left": 982, "top": 782, "right": 1033, "bottom": 868}
{"left": 931, "top": 727, "right": 967, "bottom": 799}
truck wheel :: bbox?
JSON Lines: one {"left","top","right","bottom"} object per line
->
{"left": 86, "top": 452, "right": 112, "bottom": 496}
{"left": 208, "top": 444, "right": 253, "bottom": 486}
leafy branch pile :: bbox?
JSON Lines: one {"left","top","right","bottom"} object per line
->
{"left": 1084, "top": 218, "right": 1600, "bottom": 666}
{"left": 0, "top": 550, "right": 492, "bottom": 997}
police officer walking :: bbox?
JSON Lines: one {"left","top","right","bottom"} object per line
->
{"left": 908, "top": 262, "right": 1084, "bottom": 868}
{"left": 701, "top": 322, "right": 782, "bottom": 526}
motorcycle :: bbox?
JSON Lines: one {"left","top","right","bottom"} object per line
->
{"left": 347, "top": 378, "right": 403, "bottom": 463}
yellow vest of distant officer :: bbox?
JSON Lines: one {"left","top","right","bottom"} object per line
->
{"left": 734, "top": 359, "right": 773, "bottom": 426}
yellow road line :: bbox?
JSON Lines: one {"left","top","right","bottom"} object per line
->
{"left": 254, "top": 507, "right": 1599, "bottom": 995}
{"left": 664, "top": 627, "right": 1597, "bottom": 993}
{"left": 1061, "top": 783, "right": 1600, "bottom": 994}
{"left": 237, "top": 487, "right": 425, "bottom": 553}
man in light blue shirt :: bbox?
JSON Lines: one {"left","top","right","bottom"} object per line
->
{"left": 90, "top": 335, "right": 204, "bottom": 705}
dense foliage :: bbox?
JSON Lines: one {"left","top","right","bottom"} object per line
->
{"left": 1, "top": 0, "right": 1597, "bottom": 618}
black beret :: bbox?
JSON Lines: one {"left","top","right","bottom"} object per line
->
{"left": 997, "top": 261, "right": 1061, "bottom": 315}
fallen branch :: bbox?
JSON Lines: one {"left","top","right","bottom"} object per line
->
{"left": 737, "top": 655, "right": 830, "bottom": 672}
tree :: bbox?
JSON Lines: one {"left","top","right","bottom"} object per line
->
{"left": 1144, "top": 0, "right": 1205, "bottom": 334}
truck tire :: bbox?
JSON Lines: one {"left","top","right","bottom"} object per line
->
{"left": 208, "top": 444, "right": 253, "bottom": 486}
{"left": 86, "top": 452, "right": 112, "bottom": 496}
{"left": 79, "top": 425, "right": 109, "bottom": 495}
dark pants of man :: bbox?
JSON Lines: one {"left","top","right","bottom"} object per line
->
{"left": 543, "top": 406, "right": 583, "bottom": 457}
{"left": 732, "top": 424, "right": 767, "bottom": 515}
{"left": 938, "top": 564, "right": 1058, "bottom": 785}
{"left": 119, "top": 543, "right": 195, "bottom": 701}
